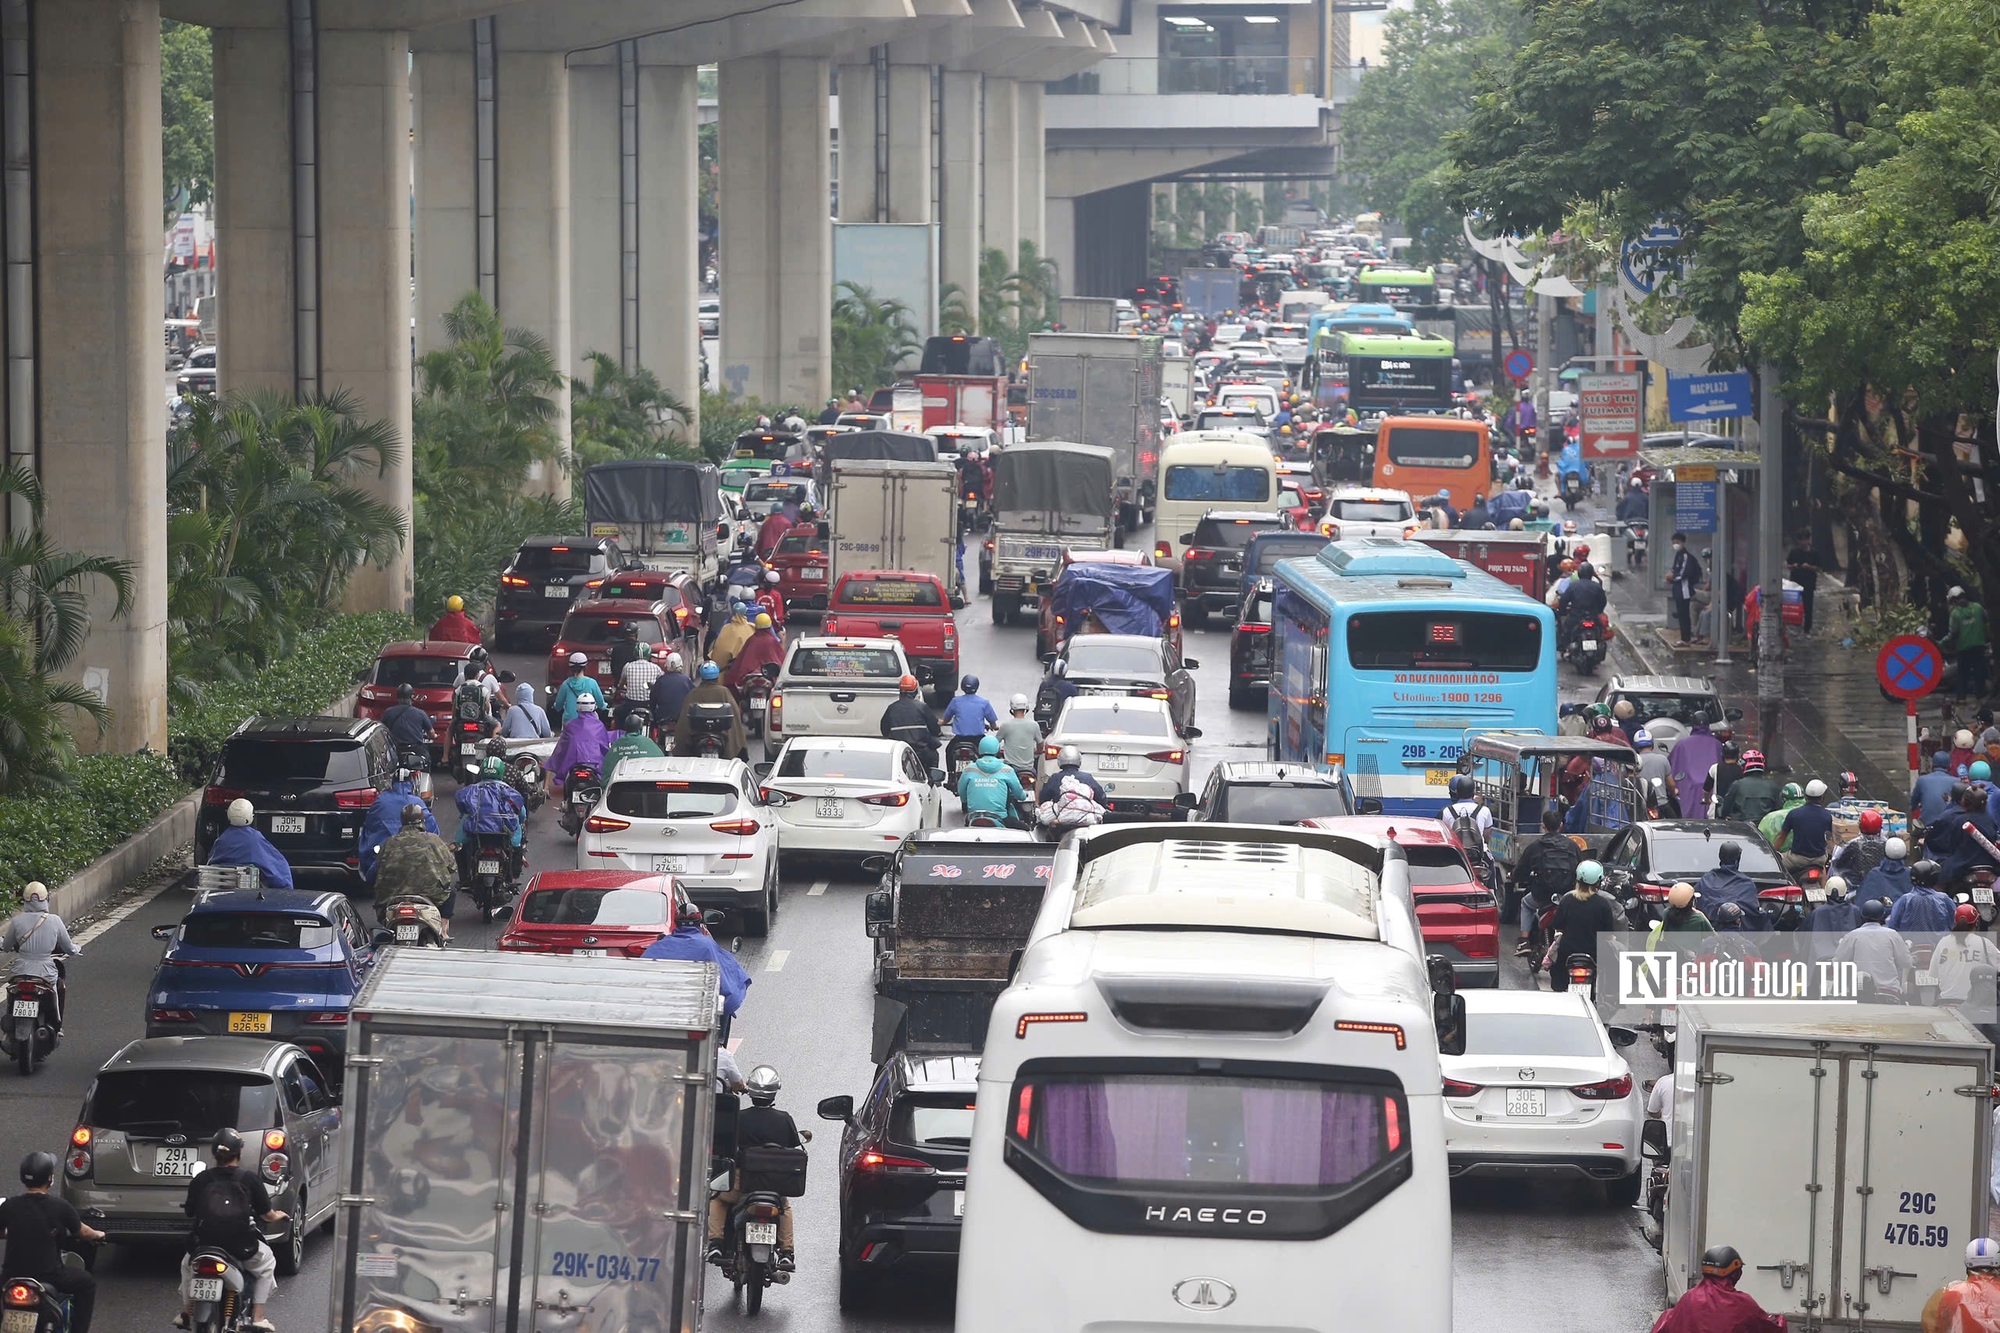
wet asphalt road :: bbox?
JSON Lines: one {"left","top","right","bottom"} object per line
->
{"left": 2, "top": 520, "right": 1670, "bottom": 1333}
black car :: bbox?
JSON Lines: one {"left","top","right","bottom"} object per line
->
{"left": 1597, "top": 819, "right": 1800, "bottom": 926}
{"left": 818, "top": 1052, "right": 978, "bottom": 1309}
{"left": 1189, "top": 760, "right": 1378, "bottom": 822}
{"left": 1178, "top": 510, "right": 1289, "bottom": 626}
{"left": 194, "top": 717, "right": 395, "bottom": 890}
{"left": 494, "top": 535, "right": 633, "bottom": 649}
{"left": 1228, "top": 580, "right": 1277, "bottom": 709}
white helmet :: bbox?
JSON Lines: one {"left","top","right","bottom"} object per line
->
{"left": 765, "top": 569, "right": 781, "bottom": 584}
{"left": 745, "top": 1064, "right": 782, "bottom": 1106}
{"left": 665, "top": 651, "right": 685, "bottom": 672}
{"left": 569, "top": 651, "right": 589, "bottom": 666}
{"left": 1804, "top": 778, "right": 1828, "bottom": 798}
{"left": 1058, "top": 745, "right": 1082, "bottom": 768}
{"left": 1969, "top": 1238, "right": 2000, "bottom": 1272}
{"left": 22, "top": 882, "right": 47, "bottom": 903}
{"left": 1886, "top": 836, "right": 1908, "bottom": 860}
{"left": 1957, "top": 729, "right": 1976, "bottom": 750}
{"left": 576, "top": 694, "right": 599, "bottom": 712}
{"left": 226, "top": 798, "right": 255, "bottom": 827}
{"left": 1825, "top": 875, "right": 1848, "bottom": 900}
{"left": 1010, "top": 693, "right": 1030, "bottom": 712}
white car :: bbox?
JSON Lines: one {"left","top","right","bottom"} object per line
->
{"left": 1440, "top": 989, "right": 1645, "bottom": 1202}
{"left": 1034, "top": 695, "right": 1196, "bottom": 822}
{"left": 1316, "top": 485, "right": 1418, "bottom": 541}
{"left": 759, "top": 736, "right": 944, "bottom": 859}
{"left": 1214, "top": 323, "right": 1247, "bottom": 344}
{"left": 576, "top": 756, "right": 782, "bottom": 935}
{"left": 771, "top": 637, "right": 912, "bottom": 741}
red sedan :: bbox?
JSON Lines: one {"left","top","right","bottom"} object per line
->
{"left": 1304, "top": 816, "right": 1500, "bottom": 987}
{"left": 497, "top": 870, "right": 686, "bottom": 957}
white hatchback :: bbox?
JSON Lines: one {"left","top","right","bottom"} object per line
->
{"left": 759, "top": 736, "right": 944, "bottom": 860}
{"left": 1316, "top": 484, "right": 1418, "bottom": 541}
{"left": 576, "top": 756, "right": 782, "bottom": 935}
{"left": 1440, "top": 989, "right": 1645, "bottom": 1202}
{"left": 1034, "top": 696, "right": 1195, "bottom": 821}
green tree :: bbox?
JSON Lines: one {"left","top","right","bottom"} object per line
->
{"left": 571, "top": 351, "right": 697, "bottom": 491}
{"left": 413, "top": 292, "right": 566, "bottom": 519}
{"left": 161, "top": 20, "right": 213, "bottom": 219}
{"left": 831, "top": 281, "right": 920, "bottom": 392}
{"left": 938, "top": 283, "right": 975, "bottom": 337}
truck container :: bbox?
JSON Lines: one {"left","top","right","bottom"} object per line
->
{"left": 1159, "top": 357, "right": 1193, "bottom": 420}
{"left": 916, "top": 373, "right": 1009, "bottom": 432}
{"left": 1055, "top": 296, "right": 1116, "bottom": 333}
{"left": 985, "top": 442, "right": 1117, "bottom": 625}
{"left": 1660, "top": 1004, "right": 1993, "bottom": 1327}
{"left": 1178, "top": 268, "right": 1239, "bottom": 318}
{"left": 328, "top": 950, "right": 719, "bottom": 1333}
{"left": 583, "top": 459, "right": 724, "bottom": 588}
{"left": 825, "top": 457, "right": 964, "bottom": 602}
{"left": 1413, "top": 529, "right": 1551, "bottom": 600}
{"left": 1026, "top": 332, "right": 1164, "bottom": 529}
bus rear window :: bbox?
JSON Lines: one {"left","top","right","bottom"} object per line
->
{"left": 1382, "top": 426, "right": 1479, "bottom": 469}
{"left": 1346, "top": 611, "right": 1542, "bottom": 671}
{"left": 1164, "top": 465, "right": 1271, "bottom": 504}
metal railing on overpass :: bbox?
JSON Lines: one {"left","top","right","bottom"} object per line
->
{"left": 1048, "top": 56, "right": 1322, "bottom": 97}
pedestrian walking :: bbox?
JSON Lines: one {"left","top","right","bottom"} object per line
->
{"left": 1669, "top": 533, "right": 1701, "bottom": 646}
{"left": 1952, "top": 585, "right": 1989, "bottom": 702}
{"left": 1786, "top": 533, "right": 1824, "bottom": 635}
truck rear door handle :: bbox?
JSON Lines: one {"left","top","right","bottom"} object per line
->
{"left": 877, "top": 620, "right": 901, "bottom": 630}
{"left": 831, "top": 692, "right": 857, "bottom": 703}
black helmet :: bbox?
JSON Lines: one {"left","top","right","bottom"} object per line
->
{"left": 961, "top": 674, "right": 980, "bottom": 694}
{"left": 1577, "top": 562, "right": 1596, "bottom": 580}
{"left": 624, "top": 707, "right": 651, "bottom": 732}
{"left": 1448, "top": 774, "right": 1474, "bottom": 801}
{"left": 468, "top": 645, "right": 488, "bottom": 664}
{"left": 1862, "top": 896, "right": 1889, "bottom": 922}
{"left": 211, "top": 1127, "right": 244, "bottom": 1160}
{"left": 1700, "top": 1245, "right": 1744, "bottom": 1281}
{"left": 1713, "top": 902, "right": 1747, "bottom": 931}
{"left": 625, "top": 622, "right": 641, "bottom": 638}
{"left": 1911, "top": 859, "right": 1942, "bottom": 888}
{"left": 396, "top": 682, "right": 415, "bottom": 702}
{"left": 18, "top": 1151, "right": 55, "bottom": 1188}
{"left": 1717, "top": 841, "right": 1742, "bottom": 865}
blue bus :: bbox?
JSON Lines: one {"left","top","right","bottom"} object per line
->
{"left": 1269, "top": 538, "right": 1558, "bottom": 815}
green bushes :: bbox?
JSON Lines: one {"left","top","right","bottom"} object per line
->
{"left": 166, "top": 609, "right": 417, "bottom": 785}
{"left": 0, "top": 752, "right": 186, "bottom": 902}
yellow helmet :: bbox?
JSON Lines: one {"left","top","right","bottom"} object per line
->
{"left": 754, "top": 612, "right": 773, "bottom": 628}
{"left": 446, "top": 595, "right": 465, "bottom": 612}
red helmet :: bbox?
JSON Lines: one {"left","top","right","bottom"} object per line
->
{"left": 1956, "top": 903, "right": 1981, "bottom": 929}
{"left": 1740, "top": 748, "right": 1768, "bottom": 774}
{"left": 1858, "top": 809, "right": 1884, "bottom": 835}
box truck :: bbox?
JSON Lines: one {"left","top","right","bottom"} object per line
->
{"left": 825, "top": 457, "right": 965, "bottom": 603}
{"left": 1179, "top": 268, "right": 1239, "bottom": 318}
{"left": 1160, "top": 357, "right": 1194, "bottom": 420}
{"left": 1056, "top": 296, "right": 1117, "bottom": 333}
{"left": 328, "top": 950, "right": 719, "bottom": 1333}
{"left": 1026, "top": 331, "right": 1164, "bottom": 530}
{"left": 1659, "top": 1004, "right": 1993, "bottom": 1328}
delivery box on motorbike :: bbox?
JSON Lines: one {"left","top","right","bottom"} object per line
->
{"left": 329, "top": 950, "right": 719, "bottom": 1333}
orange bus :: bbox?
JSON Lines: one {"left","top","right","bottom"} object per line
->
{"left": 1372, "top": 416, "right": 1491, "bottom": 512}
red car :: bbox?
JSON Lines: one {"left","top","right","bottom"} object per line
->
{"left": 497, "top": 870, "right": 688, "bottom": 957}
{"left": 354, "top": 640, "right": 481, "bottom": 752}
{"left": 820, "top": 571, "right": 958, "bottom": 704}
{"left": 544, "top": 598, "right": 692, "bottom": 695}
{"left": 1304, "top": 816, "right": 1499, "bottom": 988}
{"left": 589, "top": 568, "right": 706, "bottom": 640}
{"left": 769, "top": 524, "right": 831, "bottom": 613}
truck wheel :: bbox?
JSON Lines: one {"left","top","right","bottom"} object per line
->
{"left": 992, "top": 593, "right": 1018, "bottom": 626}
{"left": 979, "top": 564, "right": 993, "bottom": 595}
{"left": 1607, "top": 1167, "right": 1643, "bottom": 1208}
{"left": 1112, "top": 523, "right": 1127, "bottom": 550}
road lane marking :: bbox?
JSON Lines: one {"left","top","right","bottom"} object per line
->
{"left": 767, "top": 949, "right": 790, "bottom": 972}
{"left": 74, "top": 879, "right": 176, "bottom": 947}
{"left": 808, "top": 881, "right": 827, "bottom": 896}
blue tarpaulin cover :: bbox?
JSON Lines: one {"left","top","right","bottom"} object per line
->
{"left": 1051, "top": 563, "right": 1177, "bottom": 638}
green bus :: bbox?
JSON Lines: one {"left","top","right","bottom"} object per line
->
{"left": 1306, "top": 331, "right": 1455, "bottom": 416}
{"left": 1355, "top": 266, "right": 1439, "bottom": 311}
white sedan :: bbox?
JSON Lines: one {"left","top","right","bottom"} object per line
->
{"left": 758, "top": 736, "right": 944, "bottom": 860}
{"left": 1316, "top": 485, "right": 1418, "bottom": 541}
{"left": 575, "top": 756, "right": 782, "bottom": 936}
{"left": 1035, "top": 696, "right": 1196, "bottom": 821}
{"left": 1440, "top": 989, "right": 1645, "bottom": 1203}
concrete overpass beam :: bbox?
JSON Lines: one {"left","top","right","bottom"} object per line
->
{"left": 718, "top": 54, "right": 830, "bottom": 405}
{"left": 637, "top": 61, "right": 703, "bottom": 432}
{"left": 838, "top": 55, "right": 934, "bottom": 227}
{"left": 412, "top": 49, "right": 475, "bottom": 357}
{"left": 213, "top": 26, "right": 293, "bottom": 395}
{"left": 35, "top": 0, "right": 168, "bottom": 751}
{"left": 938, "top": 70, "right": 981, "bottom": 315}
{"left": 888, "top": 63, "right": 934, "bottom": 224}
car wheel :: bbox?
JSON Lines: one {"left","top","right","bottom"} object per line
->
{"left": 274, "top": 1208, "right": 305, "bottom": 1276}
{"left": 743, "top": 895, "right": 772, "bottom": 938}
{"left": 1185, "top": 603, "right": 1209, "bottom": 630}
{"left": 838, "top": 1262, "right": 876, "bottom": 1311}
{"left": 765, "top": 859, "right": 781, "bottom": 923}
{"left": 1607, "top": 1166, "right": 1643, "bottom": 1208}
{"left": 1228, "top": 678, "right": 1251, "bottom": 711}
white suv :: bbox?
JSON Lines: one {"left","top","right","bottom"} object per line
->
{"left": 577, "top": 756, "right": 781, "bottom": 936}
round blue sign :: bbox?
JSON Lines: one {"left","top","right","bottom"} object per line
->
{"left": 1503, "top": 349, "right": 1533, "bottom": 382}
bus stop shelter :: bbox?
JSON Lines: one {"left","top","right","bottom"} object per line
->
{"left": 1638, "top": 445, "right": 1767, "bottom": 667}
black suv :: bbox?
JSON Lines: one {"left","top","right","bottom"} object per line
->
{"left": 1178, "top": 510, "right": 1288, "bottom": 627}
{"left": 1228, "top": 580, "right": 1278, "bottom": 709}
{"left": 1190, "top": 760, "right": 1378, "bottom": 822}
{"left": 195, "top": 717, "right": 394, "bottom": 890}
{"left": 495, "top": 535, "right": 633, "bottom": 649}
{"left": 818, "top": 1052, "right": 978, "bottom": 1310}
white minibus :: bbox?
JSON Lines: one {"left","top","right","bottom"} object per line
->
{"left": 955, "top": 824, "right": 1458, "bottom": 1333}
{"left": 1152, "top": 432, "right": 1282, "bottom": 573}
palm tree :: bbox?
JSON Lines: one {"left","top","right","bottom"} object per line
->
{"left": 571, "top": 351, "right": 697, "bottom": 488}
{"left": 1013, "top": 240, "right": 1061, "bottom": 332}
{"left": 0, "top": 612, "right": 108, "bottom": 794}
{"left": 414, "top": 292, "right": 566, "bottom": 517}
{"left": 831, "top": 281, "right": 921, "bottom": 392}
{"left": 938, "top": 283, "right": 974, "bottom": 337}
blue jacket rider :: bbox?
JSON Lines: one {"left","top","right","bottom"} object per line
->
{"left": 1692, "top": 842, "right": 1761, "bottom": 928}
{"left": 207, "top": 799, "right": 295, "bottom": 890}
{"left": 1886, "top": 864, "right": 1956, "bottom": 932}
{"left": 941, "top": 677, "right": 998, "bottom": 738}
{"left": 957, "top": 739, "right": 1026, "bottom": 818}
{"left": 455, "top": 757, "right": 527, "bottom": 847}
{"left": 640, "top": 905, "right": 751, "bottom": 1036}
{"left": 359, "top": 774, "right": 438, "bottom": 882}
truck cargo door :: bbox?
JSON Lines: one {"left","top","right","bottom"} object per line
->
{"left": 1699, "top": 1050, "right": 1838, "bottom": 1322}
{"left": 1834, "top": 1051, "right": 1987, "bottom": 1328}
{"left": 524, "top": 1040, "right": 698, "bottom": 1333}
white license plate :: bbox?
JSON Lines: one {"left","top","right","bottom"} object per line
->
{"left": 477, "top": 859, "right": 502, "bottom": 876}
{"left": 952, "top": 1191, "right": 965, "bottom": 1217}
{"left": 9, "top": 1000, "right": 35, "bottom": 1018}
{"left": 1098, "top": 754, "right": 1130, "bottom": 772}
{"left": 805, "top": 568, "right": 825, "bottom": 580}
{"left": 460, "top": 742, "right": 478, "bottom": 756}
{"left": 1505, "top": 1088, "right": 1546, "bottom": 1117}
{"left": 270, "top": 815, "right": 305, "bottom": 835}
{"left": 1915, "top": 969, "right": 1937, "bottom": 987}
{"left": 1805, "top": 887, "right": 1827, "bottom": 903}
{"left": 651, "top": 855, "right": 686, "bottom": 873}
{"left": 816, "top": 797, "right": 845, "bottom": 819}
{"left": 1024, "top": 545, "right": 1062, "bottom": 561}
{"left": 189, "top": 1278, "right": 224, "bottom": 1302}
{"left": 544, "top": 586, "right": 571, "bottom": 598}
{"left": 1581, "top": 639, "right": 1600, "bottom": 651}
{"left": 573, "top": 948, "right": 608, "bottom": 958}
{"left": 1977, "top": 886, "right": 1995, "bottom": 906}
{"left": 745, "top": 1223, "right": 778, "bottom": 1246}
{"left": 155, "top": 1147, "right": 200, "bottom": 1176}
{"left": 395, "top": 924, "right": 421, "bottom": 942}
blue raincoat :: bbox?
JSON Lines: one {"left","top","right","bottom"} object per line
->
{"left": 206, "top": 825, "right": 295, "bottom": 891}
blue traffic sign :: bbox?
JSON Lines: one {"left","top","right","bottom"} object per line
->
{"left": 1503, "top": 349, "right": 1533, "bottom": 382}
{"left": 1666, "top": 370, "right": 1754, "bottom": 421}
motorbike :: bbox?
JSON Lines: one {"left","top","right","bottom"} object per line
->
{"left": 715, "top": 1135, "right": 811, "bottom": 1316}
{"left": 2, "top": 961, "right": 65, "bottom": 1075}
{"left": 484, "top": 737, "right": 546, "bottom": 814}
{"left": 0, "top": 1209, "right": 99, "bottom": 1332}
{"left": 1639, "top": 775, "right": 1675, "bottom": 822}
{"left": 738, "top": 664, "right": 779, "bottom": 740}
{"left": 448, "top": 682, "right": 488, "bottom": 785}
{"left": 684, "top": 701, "right": 739, "bottom": 759}
{"left": 1559, "top": 470, "right": 1587, "bottom": 510}
{"left": 558, "top": 763, "right": 602, "bottom": 839}
{"left": 1562, "top": 951, "right": 1598, "bottom": 1002}
{"left": 186, "top": 1239, "right": 250, "bottom": 1333}
{"left": 1564, "top": 614, "right": 1611, "bottom": 673}
{"left": 1640, "top": 1118, "right": 1670, "bottom": 1237}
{"left": 1627, "top": 521, "right": 1648, "bottom": 572}
{"left": 373, "top": 895, "right": 447, "bottom": 948}
{"left": 461, "top": 830, "right": 521, "bottom": 922}
{"left": 945, "top": 735, "right": 983, "bottom": 790}
{"left": 1959, "top": 866, "right": 1999, "bottom": 925}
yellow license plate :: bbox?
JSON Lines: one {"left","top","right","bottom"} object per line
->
{"left": 227, "top": 1012, "right": 272, "bottom": 1034}
{"left": 1424, "top": 768, "right": 1453, "bottom": 787}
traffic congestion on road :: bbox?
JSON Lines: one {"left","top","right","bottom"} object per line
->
{"left": 20, "top": 226, "right": 2000, "bottom": 1333}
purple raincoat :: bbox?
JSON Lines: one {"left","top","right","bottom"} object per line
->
{"left": 1667, "top": 726, "right": 1723, "bottom": 818}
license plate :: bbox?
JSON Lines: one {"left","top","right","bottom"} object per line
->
{"left": 1582, "top": 639, "right": 1599, "bottom": 651}
{"left": 227, "top": 1012, "right": 272, "bottom": 1034}
{"left": 545, "top": 585, "right": 571, "bottom": 598}
{"left": 9, "top": 1000, "right": 34, "bottom": 1018}
{"left": 460, "top": 742, "right": 478, "bottom": 756}
{"left": 155, "top": 1147, "right": 200, "bottom": 1176}
{"left": 574, "top": 948, "right": 608, "bottom": 958}
{"left": 395, "top": 924, "right": 421, "bottom": 942}
{"left": 952, "top": 1191, "right": 966, "bottom": 1217}
{"left": 805, "top": 568, "right": 825, "bottom": 580}
{"left": 1805, "top": 887, "right": 1828, "bottom": 904}
{"left": 1024, "top": 545, "right": 1062, "bottom": 561}
{"left": 1915, "top": 969, "right": 1937, "bottom": 987}
{"left": 2, "top": 1311, "right": 34, "bottom": 1333}
{"left": 1505, "top": 1088, "right": 1546, "bottom": 1117}
{"left": 1424, "top": 768, "right": 1453, "bottom": 787}
{"left": 270, "top": 815, "right": 305, "bottom": 835}
{"left": 817, "top": 797, "right": 845, "bottom": 820}
{"left": 651, "top": 855, "right": 685, "bottom": 873}
{"left": 745, "top": 1223, "right": 778, "bottom": 1246}
{"left": 189, "top": 1278, "right": 224, "bottom": 1302}
{"left": 1099, "top": 754, "right": 1130, "bottom": 772}
{"left": 477, "top": 859, "right": 502, "bottom": 876}
{"left": 1977, "top": 886, "right": 1995, "bottom": 906}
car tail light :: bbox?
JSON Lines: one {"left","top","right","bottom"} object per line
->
{"left": 1760, "top": 886, "right": 1804, "bottom": 902}
{"left": 1154, "top": 541, "right": 1171, "bottom": 560}
{"left": 710, "top": 817, "right": 763, "bottom": 835}
{"left": 334, "top": 788, "right": 378, "bottom": 809}
{"left": 624, "top": 942, "right": 651, "bottom": 957}
{"left": 858, "top": 792, "right": 910, "bottom": 808}
{"left": 70, "top": 1126, "right": 91, "bottom": 1147}
{"left": 305, "top": 1010, "right": 349, "bottom": 1025}
{"left": 1144, "top": 689, "right": 1170, "bottom": 700}
{"left": 856, "top": 1148, "right": 936, "bottom": 1175}
{"left": 585, "top": 815, "right": 632, "bottom": 834}
{"left": 1319, "top": 520, "right": 1339, "bottom": 537}
{"left": 151, "top": 1008, "right": 197, "bottom": 1024}
{"left": 1184, "top": 548, "right": 1214, "bottom": 561}
{"left": 202, "top": 787, "right": 243, "bottom": 807}
{"left": 1145, "top": 749, "right": 1185, "bottom": 764}
{"left": 584, "top": 578, "right": 605, "bottom": 589}
{"left": 1168, "top": 610, "right": 1180, "bottom": 630}
{"left": 770, "top": 693, "right": 783, "bottom": 728}
{"left": 502, "top": 574, "right": 530, "bottom": 587}
{"left": 1403, "top": 525, "right": 1419, "bottom": 540}
{"left": 1571, "top": 1074, "right": 1633, "bottom": 1100}
{"left": 822, "top": 617, "right": 839, "bottom": 634}
{"left": 1440, "top": 1078, "right": 1481, "bottom": 1098}
{"left": 6, "top": 1283, "right": 35, "bottom": 1307}
{"left": 1239, "top": 622, "right": 1270, "bottom": 634}
{"left": 1043, "top": 743, "right": 1060, "bottom": 760}
{"left": 65, "top": 1147, "right": 90, "bottom": 1178}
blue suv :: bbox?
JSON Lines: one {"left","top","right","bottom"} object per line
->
{"left": 147, "top": 890, "right": 376, "bottom": 1066}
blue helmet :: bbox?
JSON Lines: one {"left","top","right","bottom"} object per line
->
{"left": 978, "top": 735, "right": 1000, "bottom": 757}
{"left": 699, "top": 661, "right": 720, "bottom": 681}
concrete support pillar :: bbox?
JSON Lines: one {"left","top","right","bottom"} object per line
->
{"left": 496, "top": 51, "right": 570, "bottom": 492}
{"left": 413, "top": 50, "right": 475, "bottom": 358}
{"left": 638, "top": 63, "right": 702, "bottom": 433}
{"left": 1047, "top": 194, "right": 1076, "bottom": 296}
{"left": 35, "top": 0, "right": 167, "bottom": 752}
{"left": 569, "top": 60, "right": 621, "bottom": 376}
{"left": 835, "top": 59, "right": 875, "bottom": 222}
{"left": 837, "top": 59, "right": 932, "bottom": 226}
{"left": 982, "top": 77, "right": 1018, "bottom": 271}
{"left": 1016, "top": 81, "right": 1044, "bottom": 252}
{"left": 318, "top": 29, "right": 414, "bottom": 613}
{"left": 887, "top": 63, "right": 932, "bottom": 225}
{"left": 938, "top": 70, "right": 982, "bottom": 313}
{"left": 719, "top": 54, "right": 830, "bottom": 405}
{"left": 213, "top": 27, "right": 293, "bottom": 394}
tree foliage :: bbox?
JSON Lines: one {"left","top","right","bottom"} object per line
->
{"left": 831, "top": 281, "right": 921, "bottom": 393}
{"left": 413, "top": 293, "right": 566, "bottom": 521}
{"left": 571, "top": 351, "right": 698, "bottom": 494}
{"left": 161, "top": 20, "right": 213, "bottom": 219}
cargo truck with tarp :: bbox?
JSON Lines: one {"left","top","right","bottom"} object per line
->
{"left": 982, "top": 442, "right": 1117, "bottom": 627}
{"left": 583, "top": 458, "right": 724, "bottom": 589}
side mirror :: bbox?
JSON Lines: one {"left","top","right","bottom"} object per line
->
{"left": 1356, "top": 796, "right": 1383, "bottom": 815}
{"left": 353, "top": 668, "right": 369, "bottom": 684}
{"left": 1173, "top": 792, "right": 1197, "bottom": 809}
{"left": 1724, "top": 707, "right": 1744, "bottom": 722}
{"left": 1640, "top": 1116, "right": 1670, "bottom": 1161}
{"left": 151, "top": 924, "right": 176, "bottom": 942}
{"left": 1607, "top": 1025, "right": 1640, "bottom": 1049}
{"left": 1181, "top": 726, "right": 1203, "bottom": 740}
{"left": 1435, "top": 992, "right": 1467, "bottom": 1057}
{"left": 928, "top": 767, "right": 948, "bottom": 787}
{"left": 816, "top": 1094, "right": 855, "bottom": 1124}
{"left": 702, "top": 909, "right": 728, "bottom": 932}
{"left": 865, "top": 889, "right": 893, "bottom": 937}
{"left": 1182, "top": 658, "right": 1201, "bottom": 670}
{"left": 1178, "top": 532, "right": 1196, "bottom": 545}
{"left": 860, "top": 855, "right": 891, "bottom": 875}
{"left": 1039, "top": 652, "right": 1056, "bottom": 666}
{"left": 752, "top": 761, "right": 773, "bottom": 782}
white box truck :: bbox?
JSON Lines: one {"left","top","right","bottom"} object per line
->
{"left": 825, "top": 457, "right": 965, "bottom": 604}
{"left": 1026, "top": 331, "right": 1164, "bottom": 531}
{"left": 1660, "top": 1004, "right": 1993, "bottom": 1328}
{"left": 1160, "top": 356, "right": 1193, "bottom": 421}
{"left": 328, "top": 950, "right": 719, "bottom": 1333}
